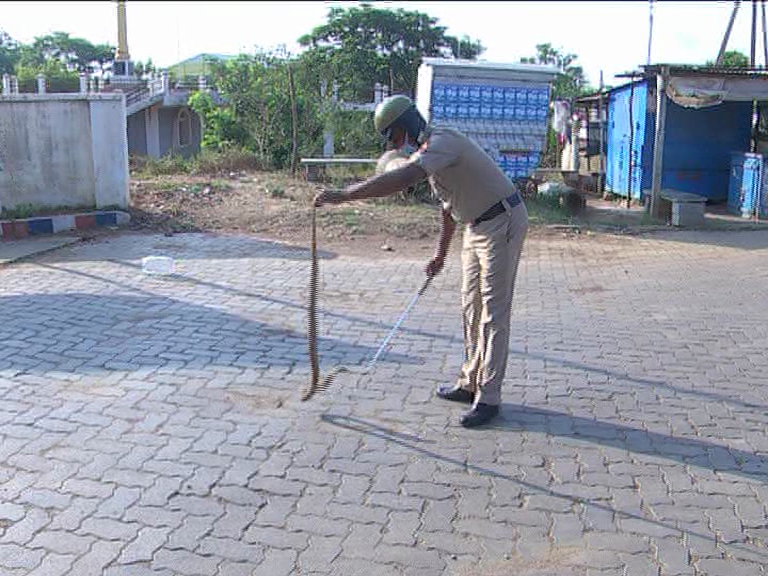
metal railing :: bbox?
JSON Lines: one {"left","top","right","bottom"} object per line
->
{"left": 124, "top": 85, "right": 150, "bottom": 107}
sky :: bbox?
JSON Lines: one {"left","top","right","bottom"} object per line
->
{"left": 0, "top": 1, "right": 762, "bottom": 87}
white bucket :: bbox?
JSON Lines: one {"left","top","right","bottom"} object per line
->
{"left": 142, "top": 256, "right": 175, "bottom": 276}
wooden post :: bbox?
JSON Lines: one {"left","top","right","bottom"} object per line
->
{"left": 598, "top": 70, "right": 606, "bottom": 197}
{"left": 650, "top": 68, "right": 668, "bottom": 219}
{"left": 288, "top": 64, "right": 299, "bottom": 175}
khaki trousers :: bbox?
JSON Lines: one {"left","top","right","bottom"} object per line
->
{"left": 456, "top": 200, "right": 528, "bottom": 406}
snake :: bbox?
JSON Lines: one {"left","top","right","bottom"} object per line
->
{"left": 301, "top": 200, "right": 432, "bottom": 402}
{"left": 302, "top": 203, "right": 349, "bottom": 401}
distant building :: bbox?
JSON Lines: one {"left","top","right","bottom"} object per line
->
{"left": 167, "top": 53, "right": 237, "bottom": 80}
{"left": 110, "top": 2, "right": 230, "bottom": 159}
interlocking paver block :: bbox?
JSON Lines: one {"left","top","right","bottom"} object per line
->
{"left": 3, "top": 230, "right": 768, "bottom": 574}
{"left": 118, "top": 526, "right": 170, "bottom": 564}
{"left": 0, "top": 543, "right": 45, "bottom": 570}
{"left": 153, "top": 549, "right": 220, "bottom": 576}
{"left": 250, "top": 548, "right": 297, "bottom": 576}
{"left": 25, "top": 552, "right": 75, "bottom": 576}
{"left": 69, "top": 540, "right": 123, "bottom": 575}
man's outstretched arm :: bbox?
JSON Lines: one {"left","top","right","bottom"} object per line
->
{"left": 314, "top": 163, "right": 427, "bottom": 205}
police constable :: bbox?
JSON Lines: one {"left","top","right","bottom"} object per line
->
{"left": 314, "top": 94, "right": 528, "bottom": 428}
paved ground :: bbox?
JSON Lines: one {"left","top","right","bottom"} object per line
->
{"left": 0, "top": 228, "right": 767, "bottom": 576}
{"left": 0, "top": 236, "right": 80, "bottom": 266}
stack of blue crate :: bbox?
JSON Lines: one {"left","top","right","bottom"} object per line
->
{"left": 430, "top": 81, "right": 550, "bottom": 181}
{"left": 728, "top": 152, "right": 765, "bottom": 218}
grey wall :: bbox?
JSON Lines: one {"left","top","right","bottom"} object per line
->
{"left": 159, "top": 106, "right": 176, "bottom": 158}
{"left": 189, "top": 109, "right": 202, "bottom": 157}
{"left": 127, "top": 109, "right": 147, "bottom": 156}
{"left": 0, "top": 94, "right": 129, "bottom": 211}
{"left": 158, "top": 105, "right": 201, "bottom": 159}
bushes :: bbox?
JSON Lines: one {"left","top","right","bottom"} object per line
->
{"left": 130, "top": 147, "right": 262, "bottom": 177}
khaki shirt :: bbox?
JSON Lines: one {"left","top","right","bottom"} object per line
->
{"left": 411, "top": 127, "right": 517, "bottom": 224}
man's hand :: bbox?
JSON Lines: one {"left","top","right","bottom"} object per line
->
{"left": 314, "top": 189, "right": 348, "bottom": 207}
{"left": 425, "top": 254, "right": 445, "bottom": 278}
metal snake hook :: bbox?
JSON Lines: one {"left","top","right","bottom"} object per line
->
{"left": 301, "top": 200, "right": 432, "bottom": 401}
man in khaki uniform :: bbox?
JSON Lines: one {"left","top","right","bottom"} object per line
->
{"left": 315, "top": 95, "right": 528, "bottom": 427}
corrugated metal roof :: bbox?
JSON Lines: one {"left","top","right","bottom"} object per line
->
{"left": 618, "top": 64, "right": 768, "bottom": 78}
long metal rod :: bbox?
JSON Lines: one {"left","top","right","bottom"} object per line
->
{"left": 365, "top": 277, "right": 432, "bottom": 371}
{"left": 717, "top": 1, "right": 741, "bottom": 66}
{"left": 763, "top": 0, "right": 768, "bottom": 66}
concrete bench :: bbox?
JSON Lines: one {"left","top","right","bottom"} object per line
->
{"left": 660, "top": 190, "right": 707, "bottom": 227}
{"left": 300, "top": 158, "right": 378, "bottom": 182}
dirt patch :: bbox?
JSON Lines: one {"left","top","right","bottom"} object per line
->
{"left": 129, "top": 171, "right": 443, "bottom": 257}
{"left": 454, "top": 548, "right": 588, "bottom": 576}
{"left": 223, "top": 388, "right": 289, "bottom": 412}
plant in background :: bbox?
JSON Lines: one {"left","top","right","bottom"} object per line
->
{"left": 188, "top": 91, "right": 247, "bottom": 152}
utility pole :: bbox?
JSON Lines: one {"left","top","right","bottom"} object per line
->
{"left": 647, "top": 0, "right": 655, "bottom": 65}
{"left": 716, "top": 1, "right": 741, "bottom": 65}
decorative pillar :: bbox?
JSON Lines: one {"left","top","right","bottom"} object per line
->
{"left": 37, "top": 74, "right": 46, "bottom": 94}
{"left": 116, "top": 0, "right": 130, "bottom": 61}
{"left": 2, "top": 74, "right": 10, "bottom": 96}
{"left": 80, "top": 73, "right": 89, "bottom": 94}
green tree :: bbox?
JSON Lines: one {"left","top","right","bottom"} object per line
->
{"left": 135, "top": 58, "right": 157, "bottom": 78}
{"left": 0, "top": 30, "right": 19, "bottom": 75}
{"left": 521, "top": 43, "right": 591, "bottom": 99}
{"left": 706, "top": 50, "right": 750, "bottom": 67}
{"left": 188, "top": 90, "right": 248, "bottom": 151}
{"left": 203, "top": 52, "right": 325, "bottom": 168}
{"left": 299, "top": 3, "right": 483, "bottom": 101}
{"left": 23, "top": 32, "right": 113, "bottom": 74}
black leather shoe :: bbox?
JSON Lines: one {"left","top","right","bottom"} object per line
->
{"left": 435, "top": 385, "right": 474, "bottom": 403}
{"left": 460, "top": 403, "right": 499, "bottom": 428}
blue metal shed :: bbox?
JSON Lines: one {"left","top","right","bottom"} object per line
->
{"left": 603, "top": 77, "right": 753, "bottom": 201}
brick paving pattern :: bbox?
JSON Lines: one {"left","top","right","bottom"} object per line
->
{"left": 0, "top": 229, "right": 767, "bottom": 575}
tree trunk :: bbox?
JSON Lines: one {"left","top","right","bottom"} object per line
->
{"left": 288, "top": 64, "right": 299, "bottom": 174}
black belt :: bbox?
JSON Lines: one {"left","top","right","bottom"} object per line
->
{"left": 473, "top": 192, "right": 522, "bottom": 226}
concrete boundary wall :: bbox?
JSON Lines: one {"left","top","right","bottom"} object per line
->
{"left": 0, "top": 93, "right": 129, "bottom": 212}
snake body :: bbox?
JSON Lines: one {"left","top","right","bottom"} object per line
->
{"left": 302, "top": 204, "right": 348, "bottom": 401}
{"left": 302, "top": 201, "right": 431, "bottom": 402}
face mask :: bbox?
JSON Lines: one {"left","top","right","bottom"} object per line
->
{"left": 401, "top": 142, "right": 417, "bottom": 156}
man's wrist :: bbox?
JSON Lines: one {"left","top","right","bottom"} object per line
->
{"left": 345, "top": 183, "right": 365, "bottom": 201}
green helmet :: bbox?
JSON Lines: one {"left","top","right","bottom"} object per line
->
{"left": 374, "top": 95, "right": 426, "bottom": 141}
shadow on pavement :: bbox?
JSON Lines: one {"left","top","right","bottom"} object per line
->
{"left": 0, "top": 292, "right": 419, "bottom": 375}
{"left": 37, "top": 260, "right": 768, "bottom": 416}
